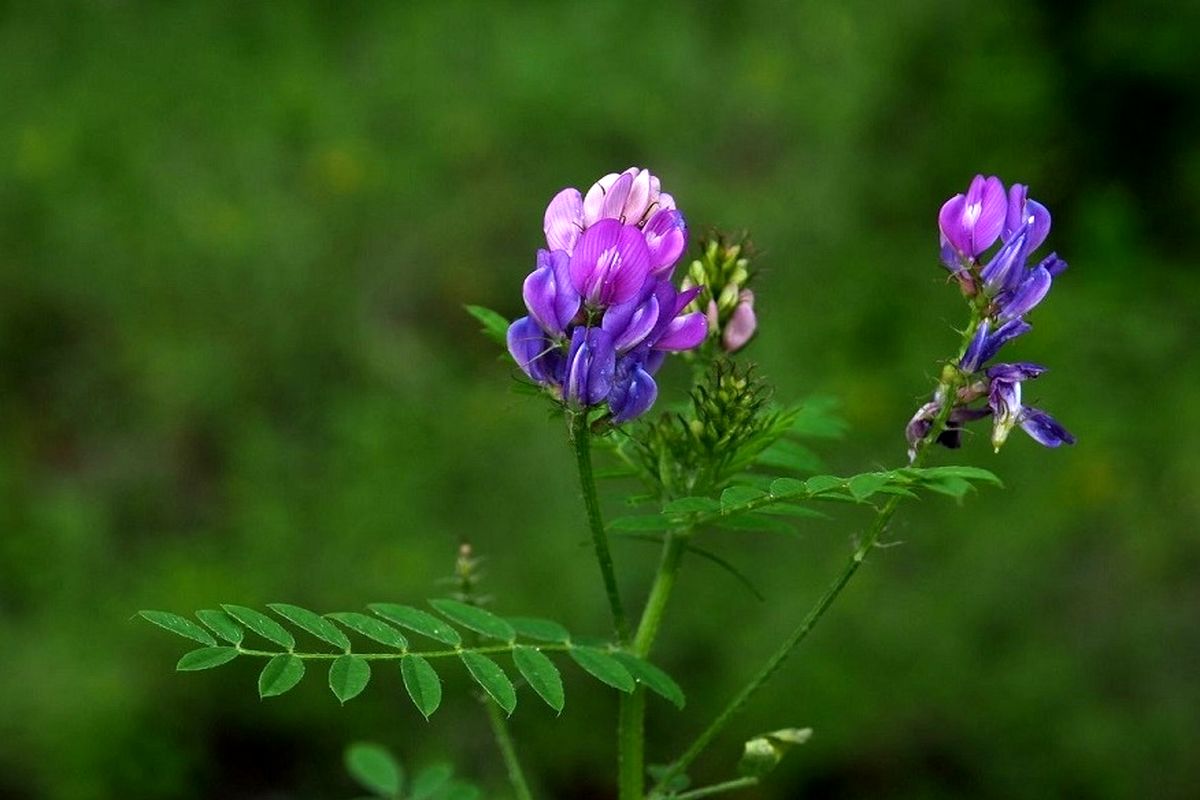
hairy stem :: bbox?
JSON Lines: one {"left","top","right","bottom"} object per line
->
{"left": 618, "top": 529, "right": 691, "bottom": 799}
{"left": 485, "top": 696, "right": 535, "bottom": 800}
{"left": 648, "top": 350, "right": 970, "bottom": 797}
{"left": 570, "top": 411, "right": 629, "bottom": 642}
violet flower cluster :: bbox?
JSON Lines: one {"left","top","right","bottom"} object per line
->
{"left": 906, "top": 175, "right": 1075, "bottom": 458}
{"left": 508, "top": 168, "right": 706, "bottom": 422}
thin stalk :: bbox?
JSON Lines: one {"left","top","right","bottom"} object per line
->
{"left": 673, "top": 777, "right": 759, "bottom": 799}
{"left": 570, "top": 411, "right": 629, "bottom": 642}
{"left": 485, "top": 696, "right": 535, "bottom": 800}
{"left": 648, "top": 346, "right": 972, "bottom": 798}
{"left": 618, "top": 529, "right": 691, "bottom": 799}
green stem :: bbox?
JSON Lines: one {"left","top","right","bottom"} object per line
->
{"left": 485, "top": 696, "right": 535, "bottom": 800}
{"left": 618, "top": 529, "right": 692, "bottom": 799}
{"left": 673, "top": 777, "right": 759, "bottom": 799}
{"left": 234, "top": 643, "right": 574, "bottom": 660}
{"left": 648, "top": 357, "right": 970, "bottom": 798}
{"left": 570, "top": 411, "right": 629, "bottom": 642}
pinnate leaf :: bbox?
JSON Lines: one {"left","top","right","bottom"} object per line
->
{"left": 512, "top": 646, "right": 564, "bottom": 713}
{"left": 196, "top": 609, "right": 243, "bottom": 645}
{"left": 258, "top": 654, "right": 305, "bottom": 697}
{"left": 139, "top": 610, "right": 217, "bottom": 646}
{"left": 569, "top": 647, "right": 635, "bottom": 693}
{"left": 612, "top": 652, "right": 685, "bottom": 709}
{"left": 222, "top": 604, "right": 295, "bottom": 649}
{"left": 329, "top": 655, "right": 371, "bottom": 703}
{"left": 370, "top": 603, "right": 461, "bottom": 646}
{"left": 401, "top": 655, "right": 441, "bottom": 719}
{"left": 176, "top": 646, "right": 238, "bottom": 671}
{"left": 345, "top": 741, "right": 403, "bottom": 797}
{"left": 460, "top": 651, "right": 517, "bottom": 715}
{"left": 506, "top": 616, "right": 571, "bottom": 643}
{"left": 428, "top": 599, "right": 514, "bottom": 642}
{"left": 268, "top": 603, "right": 350, "bottom": 650}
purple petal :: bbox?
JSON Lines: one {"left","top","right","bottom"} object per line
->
{"left": 978, "top": 318, "right": 1032, "bottom": 365}
{"left": 602, "top": 292, "right": 661, "bottom": 353}
{"left": 970, "top": 176, "right": 1007, "bottom": 254}
{"left": 1019, "top": 407, "right": 1075, "bottom": 447}
{"left": 523, "top": 250, "right": 579, "bottom": 336}
{"left": 986, "top": 362, "right": 1047, "bottom": 382}
{"left": 565, "top": 327, "right": 616, "bottom": 407}
{"left": 544, "top": 188, "right": 583, "bottom": 254}
{"left": 1003, "top": 183, "right": 1030, "bottom": 241}
{"left": 960, "top": 319, "right": 991, "bottom": 373}
{"left": 601, "top": 171, "right": 634, "bottom": 222}
{"left": 980, "top": 227, "right": 1029, "bottom": 294}
{"left": 1038, "top": 251, "right": 1068, "bottom": 277}
{"left": 583, "top": 172, "right": 620, "bottom": 227}
{"left": 653, "top": 311, "right": 707, "bottom": 352}
{"left": 569, "top": 219, "right": 652, "bottom": 307}
{"left": 938, "top": 194, "right": 969, "bottom": 256}
{"left": 722, "top": 290, "right": 756, "bottom": 352}
{"left": 507, "top": 316, "right": 554, "bottom": 383}
{"left": 999, "top": 265, "right": 1052, "bottom": 321}
{"left": 624, "top": 169, "right": 653, "bottom": 223}
{"left": 643, "top": 209, "right": 688, "bottom": 276}
{"left": 609, "top": 360, "right": 658, "bottom": 423}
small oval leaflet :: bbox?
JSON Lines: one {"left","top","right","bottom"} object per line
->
{"left": 410, "top": 763, "right": 454, "bottom": 799}
{"left": 611, "top": 652, "right": 686, "bottom": 709}
{"left": 196, "top": 609, "right": 244, "bottom": 645}
{"left": 222, "top": 604, "right": 295, "bottom": 650}
{"left": 176, "top": 646, "right": 238, "bottom": 672}
{"left": 370, "top": 603, "right": 461, "bottom": 646}
{"left": 460, "top": 651, "right": 517, "bottom": 715}
{"left": 345, "top": 741, "right": 403, "bottom": 797}
{"left": 401, "top": 654, "right": 442, "bottom": 719}
{"left": 327, "top": 611, "right": 408, "bottom": 650}
{"left": 140, "top": 610, "right": 217, "bottom": 647}
{"left": 512, "top": 646, "right": 565, "bottom": 713}
{"left": 569, "top": 647, "right": 635, "bottom": 693}
{"left": 428, "top": 598, "right": 515, "bottom": 642}
{"left": 268, "top": 603, "right": 351, "bottom": 651}
{"left": 506, "top": 616, "right": 571, "bottom": 643}
{"left": 329, "top": 655, "right": 371, "bottom": 703}
{"left": 720, "top": 485, "right": 766, "bottom": 511}
{"left": 258, "top": 654, "right": 305, "bottom": 698}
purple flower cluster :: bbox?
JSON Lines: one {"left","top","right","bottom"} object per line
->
{"left": 508, "top": 168, "right": 706, "bottom": 422}
{"left": 907, "top": 175, "right": 1074, "bottom": 456}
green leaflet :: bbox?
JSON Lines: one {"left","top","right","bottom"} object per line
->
{"left": 847, "top": 472, "right": 890, "bottom": 501}
{"left": 569, "top": 647, "right": 635, "bottom": 693}
{"left": 139, "top": 610, "right": 217, "bottom": 647}
{"left": 370, "top": 603, "right": 461, "bottom": 646}
{"left": 410, "top": 764, "right": 453, "bottom": 799}
{"left": 428, "top": 598, "right": 515, "bottom": 642}
{"left": 329, "top": 655, "right": 371, "bottom": 703}
{"left": 505, "top": 616, "right": 571, "bottom": 643}
{"left": 463, "top": 304, "right": 510, "bottom": 346}
{"left": 512, "top": 646, "right": 564, "bottom": 713}
{"left": 345, "top": 741, "right": 404, "bottom": 797}
{"left": 196, "top": 609, "right": 243, "bottom": 645}
{"left": 460, "top": 651, "right": 517, "bottom": 715}
{"left": 222, "top": 604, "right": 295, "bottom": 650}
{"left": 720, "top": 485, "right": 766, "bottom": 510}
{"left": 327, "top": 612, "right": 408, "bottom": 650}
{"left": 176, "top": 646, "right": 238, "bottom": 671}
{"left": 268, "top": 603, "right": 351, "bottom": 651}
{"left": 612, "top": 652, "right": 685, "bottom": 709}
{"left": 258, "top": 654, "right": 305, "bottom": 698}
{"left": 661, "top": 496, "right": 721, "bottom": 514}
{"left": 401, "top": 655, "right": 442, "bottom": 719}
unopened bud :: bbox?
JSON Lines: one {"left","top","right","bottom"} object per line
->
{"left": 717, "top": 283, "right": 740, "bottom": 312}
{"left": 721, "top": 290, "right": 757, "bottom": 352}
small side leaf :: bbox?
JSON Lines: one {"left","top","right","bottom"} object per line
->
{"left": 804, "top": 475, "right": 846, "bottom": 495}
{"left": 569, "top": 647, "right": 635, "bottom": 693}
{"left": 196, "top": 609, "right": 243, "bottom": 645}
{"left": 258, "top": 654, "right": 305, "bottom": 698}
{"left": 847, "top": 473, "right": 890, "bottom": 501}
{"left": 329, "top": 655, "right": 371, "bottom": 704}
{"left": 222, "top": 604, "right": 295, "bottom": 650}
{"left": 612, "top": 652, "right": 685, "bottom": 709}
{"left": 513, "top": 646, "right": 565, "bottom": 713}
{"left": 460, "top": 651, "right": 517, "bottom": 715}
{"left": 429, "top": 599, "right": 515, "bottom": 642}
{"left": 464, "top": 304, "right": 510, "bottom": 346}
{"left": 370, "top": 604, "right": 461, "bottom": 646}
{"left": 327, "top": 612, "right": 408, "bottom": 650}
{"left": 139, "top": 611, "right": 217, "bottom": 646}
{"left": 176, "top": 646, "right": 238, "bottom": 671}
{"left": 401, "top": 655, "right": 442, "bottom": 719}
{"left": 506, "top": 616, "right": 571, "bottom": 643}
{"left": 345, "top": 741, "right": 403, "bottom": 797}
{"left": 268, "top": 603, "right": 351, "bottom": 651}
{"left": 662, "top": 497, "right": 721, "bottom": 515}
{"left": 410, "top": 764, "right": 454, "bottom": 800}
{"left": 720, "top": 486, "right": 766, "bottom": 510}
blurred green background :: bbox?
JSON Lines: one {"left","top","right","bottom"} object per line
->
{"left": 2, "top": 1, "right": 1198, "bottom": 798}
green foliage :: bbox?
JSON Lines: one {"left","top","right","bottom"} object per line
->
{"left": 140, "top": 601, "right": 683, "bottom": 715}
{"left": 463, "top": 305, "right": 511, "bottom": 348}
{"left": 344, "top": 742, "right": 480, "bottom": 800}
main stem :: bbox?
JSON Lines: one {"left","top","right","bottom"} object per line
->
{"left": 618, "top": 529, "right": 691, "bottom": 799}
{"left": 485, "top": 697, "right": 535, "bottom": 800}
{"left": 570, "top": 411, "right": 629, "bottom": 642}
{"left": 648, "top": 331, "right": 975, "bottom": 798}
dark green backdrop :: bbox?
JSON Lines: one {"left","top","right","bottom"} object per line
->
{"left": 1, "top": 1, "right": 1197, "bottom": 798}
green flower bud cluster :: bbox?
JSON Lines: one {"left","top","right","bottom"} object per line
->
{"left": 681, "top": 231, "right": 758, "bottom": 354}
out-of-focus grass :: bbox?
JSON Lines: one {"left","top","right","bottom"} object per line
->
{"left": 0, "top": 1, "right": 1197, "bottom": 798}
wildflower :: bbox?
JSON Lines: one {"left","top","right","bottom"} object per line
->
{"left": 939, "top": 175, "right": 1006, "bottom": 262}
